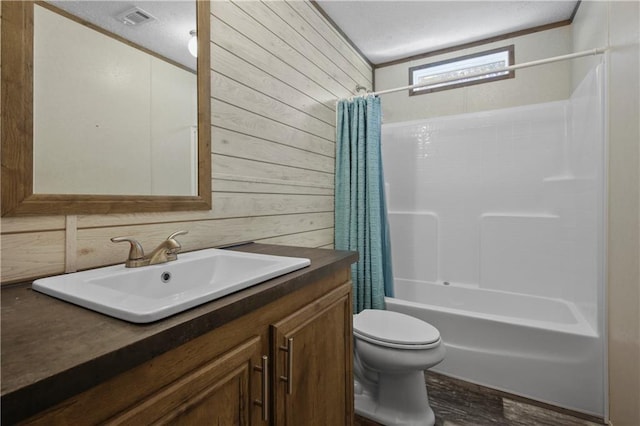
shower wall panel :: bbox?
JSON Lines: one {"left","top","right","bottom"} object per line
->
{"left": 388, "top": 212, "right": 438, "bottom": 282}
{"left": 383, "top": 101, "right": 568, "bottom": 289}
{"left": 480, "top": 214, "right": 565, "bottom": 298}
{"left": 382, "top": 65, "right": 603, "bottom": 329}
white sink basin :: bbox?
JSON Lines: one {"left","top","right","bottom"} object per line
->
{"left": 32, "top": 249, "right": 310, "bottom": 323}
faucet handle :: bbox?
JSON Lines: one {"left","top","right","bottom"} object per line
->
{"left": 165, "top": 230, "right": 188, "bottom": 255}
{"left": 167, "top": 230, "right": 188, "bottom": 241}
{"left": 111, "top": 237, "right": 145, "bottom": 260}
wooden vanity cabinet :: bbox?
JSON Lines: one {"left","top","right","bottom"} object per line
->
{"left": 108, "top": 336, "right": 267, "bottom": 425}
{"left": 271, "top": 285, "right": 353, "bottom": 426}
{"left": 22, "top": 331, "right": 271, "bottom": 426}
{"left": 21, "top": 270, "right": 354, "bottom": 426}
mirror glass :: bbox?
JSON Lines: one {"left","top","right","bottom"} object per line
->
{"left": 33, "top": 1, "right": 198, "bottom": 196}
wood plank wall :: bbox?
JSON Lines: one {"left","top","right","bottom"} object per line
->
{"left": 0, "top": 0, "right": 373, "bottom": 284}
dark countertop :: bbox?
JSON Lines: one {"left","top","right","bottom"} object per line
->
{"left": 1, "top": 243, "right": 357, "bottom": 424}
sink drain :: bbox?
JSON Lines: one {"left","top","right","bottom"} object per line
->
{"left": 161, "top": 272, "right": 172, "bottom": 283}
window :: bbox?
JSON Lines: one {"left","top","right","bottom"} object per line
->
{"left": 409, "top": 45, "right": 514, "bottom": 95}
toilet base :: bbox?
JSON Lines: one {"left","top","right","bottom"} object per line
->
{"left": 354, "top": 372, "right": 436, "bottom": 426}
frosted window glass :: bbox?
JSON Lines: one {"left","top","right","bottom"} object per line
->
{"left": 410, "top": 46, "right": 513, "bottom": 94}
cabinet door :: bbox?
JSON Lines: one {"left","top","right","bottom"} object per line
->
{"left": 108, "top": 336, "right": 269, "bottom": 426}
{"left": 271, "top": 283, "right": 353, "bottom": 426}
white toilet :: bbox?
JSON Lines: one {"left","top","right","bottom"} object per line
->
{"left": 353, "top": 309, "right": 445, "bottom": 426}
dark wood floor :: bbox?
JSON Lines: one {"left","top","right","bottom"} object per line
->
{"left": 354, "top": 372, "right": 605, "bottom": 426}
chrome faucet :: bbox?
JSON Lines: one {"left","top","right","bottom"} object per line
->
{"left": 111, "top": 231, "right": 188, "bottom": 268}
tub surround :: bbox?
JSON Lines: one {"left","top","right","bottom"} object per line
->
{"left": 1, "top": 244, "right": 358, "bottom": 424}
{"left": 381, "top": 64, "right": 605, "bottom": 416}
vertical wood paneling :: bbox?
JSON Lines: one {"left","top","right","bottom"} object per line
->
{"left": 286, "top": 1, "right": 373, "bottom": 84}
{"left": 0, "top": 231, "right": 66, "bottom": 282}
{"left": 266, "top": 1, "right": 372, "bottom": 86}
{"left": 75, "top": 213, "right": 334, "bottom": 271}
{"left": 64, "top": 215, "right": 77, "bottom": 273}
{"left": 211, "top": 99, "right": 335, "bottom": 157}
{"left": 212, "top": 155, "right": 334, "bottom": 189}
{"left": 257, "top": 228, "right": 334, "bottom": 247}
{"left": 0, "top": 0, "right": 372, "bottom": 284}
{"left": 232, "top": 0, "right": 360, "bottom": 92}
{"left": 211, "top": 44, "right": 335, "bottom": 124}
{"left": 212, "top": 179, "right": 333, "bottom": 196}
{"left": 212, "top": 72, "right": 335, "bottom": 141}
{"left": 211, "top": 15, "right": 337, "bottom": 110}
{"left": 211, "top": 1, "right": 353, "bottom": 99}
{"left": 212, "top": 127, "right": 334, "bottom": 173}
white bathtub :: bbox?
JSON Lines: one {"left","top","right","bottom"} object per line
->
{"left": 386, "top": 279, "right": 604, "bottom": 416}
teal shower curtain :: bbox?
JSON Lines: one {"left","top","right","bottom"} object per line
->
{"left": 335, "top": 95, "right": 394, "bottom": 313}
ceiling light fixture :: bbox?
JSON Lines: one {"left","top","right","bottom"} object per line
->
{"left": 188, "top": 30, "right": 197, "bottom": 58}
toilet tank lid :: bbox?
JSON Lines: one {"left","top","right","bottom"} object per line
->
{"left": 353, "top": 309, "right": 440, "bottom": 346}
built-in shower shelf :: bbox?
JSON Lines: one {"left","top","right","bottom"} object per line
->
{"left": 480, "top": 213, "right": 559, "bottom": 219}
{"left": 543, "top": 175, "right": 594, "bottom": 182}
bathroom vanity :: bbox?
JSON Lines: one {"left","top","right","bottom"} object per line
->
{"left": 1, "top": 244, "right": 357, "bottom": 425}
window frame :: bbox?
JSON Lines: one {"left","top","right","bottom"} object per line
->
{"left": 408, "top": 45, "right": 515, "bottom": 96}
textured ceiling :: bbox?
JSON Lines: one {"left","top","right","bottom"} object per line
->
{"left": 315, "top": 1, "right": 578, "bottom": 64}
{"left": 46, "top": 1, "right": 578, "bottom": 70}
{"left": 46, "top": 1, "right": 196, "bottom": 71}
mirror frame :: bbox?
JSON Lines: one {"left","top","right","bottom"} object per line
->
{"left": 1, "top": 1, "right": 211, "bottom": 216}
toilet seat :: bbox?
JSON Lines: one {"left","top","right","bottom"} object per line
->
{"left": 353, "top": 309, "right": 441, "bottom": 349}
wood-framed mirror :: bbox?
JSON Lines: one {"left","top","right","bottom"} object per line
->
{"left": 1, "top": 0, "right": 211, "bottom": 216}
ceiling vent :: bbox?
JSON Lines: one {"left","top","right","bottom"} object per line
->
{"left": 117, "top": 7, "right": 157, "bottom": 26}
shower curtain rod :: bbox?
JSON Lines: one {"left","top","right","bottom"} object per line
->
{"left": 350, "top": 47, "right": 607, "bottom": 99}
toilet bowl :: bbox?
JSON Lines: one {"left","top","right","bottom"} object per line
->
{"left": 353, "top": 309, "right": 445, "bottom": 426}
